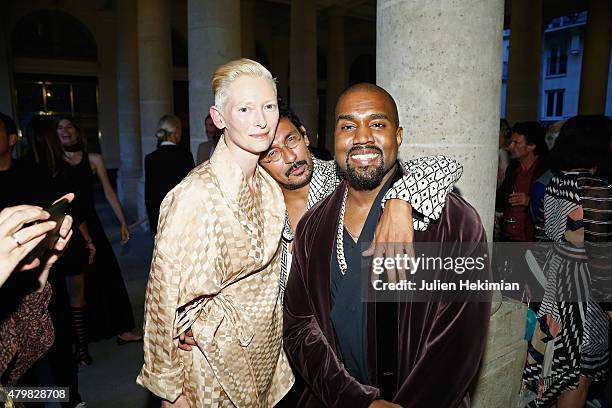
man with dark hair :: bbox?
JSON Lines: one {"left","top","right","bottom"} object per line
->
{"left": 496, "top": 121, "right": 548, "bottom": 242}
{"left": 282, "top": 83, "right": 490, "bottom": 407}
{"left": 0, "top": 112, "right": 86, "bottom": 408}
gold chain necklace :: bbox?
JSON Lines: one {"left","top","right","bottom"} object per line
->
{"left": 336, "top": 188, "right": 349, "bottom": 275}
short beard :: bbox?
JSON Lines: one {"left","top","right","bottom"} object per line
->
{"left": 280, "top": 160, "right": 313, "bottom": 190}
{"left": 345, "top": 146, "right": 385, "bottom": 190}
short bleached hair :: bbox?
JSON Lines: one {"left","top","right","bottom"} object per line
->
{"left": 211, "top": 58, "right": 277, "bottom": 111}
{"left": 155, "top": 114, "right": 181, "bottom": 141}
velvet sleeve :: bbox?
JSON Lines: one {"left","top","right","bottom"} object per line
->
{"left": 394, "top": 211, "right": 491, "bottom": 407}
{"left": 394, "top": 300, "right": 490, "bottom": 407}
{"left": 283, "top": 228, "right": 379, "bottom": 408}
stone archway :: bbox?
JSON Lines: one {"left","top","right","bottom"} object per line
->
{"left": 11, "top": 10, "right": 101, "bottom": 153}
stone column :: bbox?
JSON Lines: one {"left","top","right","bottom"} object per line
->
{"left": 138, "top": 0, "right": 174, "bottom": 159}
{"left": 97, "top": 12, "right": 121, "bottom": 168}
{"left": 116, "top": 0, "right": 143, "bottom": 220}
{"left": 578, "top": 0, "right": 612, "bottom": 115}
{"left": 241, "top": 0, "right": 256, "bottom": 60}
{"left": 188, "top": 0, "right": 241, "bottom": 156}
{"left": 290, "top": 0, "right": 318, "bottom": 142}
{"left": 325, "top": 6, "right": 347, "bottom": 155}
{"left": 377, "top": 0, "right": 502, "bottom": 239}
{"left": 377, "top": 2, "right": 525, "bottom": 407}
{"left": 505, "top": 0, "right": 543, "bottom": 123}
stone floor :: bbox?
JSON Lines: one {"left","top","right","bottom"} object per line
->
{"left": 77, "top": 228, "right": 155, "bottom": 408}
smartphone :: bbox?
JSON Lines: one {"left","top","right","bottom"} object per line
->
{"left": 22, "top": 198, "right": 70, "bottom": 265}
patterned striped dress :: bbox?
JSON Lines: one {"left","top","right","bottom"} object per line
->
{"left": 523, "top": 170, "right": 612, "bottom": 407}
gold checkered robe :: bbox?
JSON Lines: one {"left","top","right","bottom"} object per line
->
{"left": 137, "top": 137, "right": 294, "bottom": 407}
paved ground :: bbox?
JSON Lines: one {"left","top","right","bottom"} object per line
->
{"left": 77, "top": 229, "right": 154, "bottom": 408}
{"left": 69, "top": 196, "right": 156, "bottom": 408}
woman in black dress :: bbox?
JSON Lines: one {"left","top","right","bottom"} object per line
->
{"left": 24, "top": 115, "right": 89, "bottom": 405}
{"left": 56, "top": 117, "right": 142, "bottom": 349}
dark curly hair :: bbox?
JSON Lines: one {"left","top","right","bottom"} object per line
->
{"left": 549, "top": 115, "right": 612, "bottom": 172}
{"left": 511, "top": 121, "right": 548, "bottom": 157}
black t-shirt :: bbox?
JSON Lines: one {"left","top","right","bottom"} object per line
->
{"left": 329, "top": 166, "right": 399, "bottom": 385}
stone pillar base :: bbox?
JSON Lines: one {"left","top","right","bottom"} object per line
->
{"left": 471, "top": 296, "right": 527, "bottom": 408}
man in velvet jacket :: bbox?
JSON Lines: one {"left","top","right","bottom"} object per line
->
{"left": 283, "top": 83, "right": 491, "bottom": 408}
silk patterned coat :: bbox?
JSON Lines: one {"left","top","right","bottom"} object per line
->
{"left": 137, "top": 137, "right": 294, "bottom": 407}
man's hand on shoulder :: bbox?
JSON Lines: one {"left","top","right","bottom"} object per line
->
{"left": 363, "top": 199, "right": 415, "bottom": 283}
{"left": 161, "top": 395, "right": 190, "bottom": 408}
{"left": 177, "top": 328, "right": 197, "bottom": 351}
{"left": 369, "top": 400, "right": 402, "bottom": 408}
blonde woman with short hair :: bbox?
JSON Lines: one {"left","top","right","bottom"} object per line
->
{"left": 138, "top": 59, "right": 294, "bottom": 407}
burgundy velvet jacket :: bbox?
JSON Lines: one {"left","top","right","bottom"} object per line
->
{"left": 283, "top": 181, "right": 491, "bottom": 408}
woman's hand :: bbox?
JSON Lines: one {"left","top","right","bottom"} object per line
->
{"left": 0, "top": 205, "right": 55, "bottom": 288}
{"left": 120, "top": 222, "right": 130, "bottom": 245}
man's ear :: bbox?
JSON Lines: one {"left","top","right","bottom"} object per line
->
{"left": 209, "top": 106, "right": 226, "bottom": 130}
{"left": 526, "top": 142, "right": 536, "bottom": 153}
{"left": 8, "top": 133, "right": 17, "bottom": 148}
{"left": 396, "top": 126, "right": 404, "bottom": 147}
{"left": 300, "top": 126, "right": 310, "bottom": 147}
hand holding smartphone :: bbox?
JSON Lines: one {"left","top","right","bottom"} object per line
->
{"left": 21, "top": 198, "right": 70, "bottom": 265}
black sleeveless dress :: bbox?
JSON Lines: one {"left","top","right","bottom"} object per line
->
{"left": 66, "top": 152, "right": 136, "bottom": 339}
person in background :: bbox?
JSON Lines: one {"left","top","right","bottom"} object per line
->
{"left": 496, "top": 121, "right": 548, "bottom": 242}
{"left": 144, "top": 114, "right": 195, "bottom": 234}
{"left": 530, "top": 120, "right": 566, "bottom": 227}
{"left": 0, "top": 112, "right": 53, "bottom": 210}
{"left": 196, "top": 113, "right": 222, "bottom": 165}
{"left": 523, "top": 115, "right": 612, "bottom": 408}
{"left": 17, "top": 114, "right": 88, "bottom": 407}
{"left": 57, "top": 116, "right": 142, "bottom": 348}
{"left": 26, "top": 115, "right": 96, "bottom": 366}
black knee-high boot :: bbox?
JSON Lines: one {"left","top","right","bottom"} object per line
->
{"left": 71, "top": 306, "right": 92, "bottom": 366}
